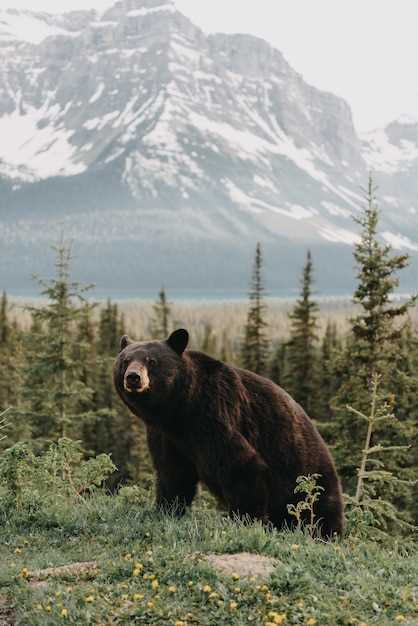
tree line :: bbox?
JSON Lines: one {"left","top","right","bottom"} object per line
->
{"left": 0, "top": 177, "right": 417, "bottom": 526}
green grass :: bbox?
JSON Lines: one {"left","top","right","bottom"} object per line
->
{"left": 1, "top": 493, "right": 417, "bottom": 626}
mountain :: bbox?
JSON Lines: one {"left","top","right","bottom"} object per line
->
{"left": 0, "top": 0, "right": 417, "bottom": 295}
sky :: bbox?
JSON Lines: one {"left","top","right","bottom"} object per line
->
{"left": 1, "top": 0, "right": 417, "bottom": 132}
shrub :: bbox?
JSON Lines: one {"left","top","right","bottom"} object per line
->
{"left": 0, "top": 437, "right": 116, "bottom": 515}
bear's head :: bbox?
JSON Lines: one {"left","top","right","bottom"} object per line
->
{"left": 113, "top": 329, "right": 189, "bottom": 416}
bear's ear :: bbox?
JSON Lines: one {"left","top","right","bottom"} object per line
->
{"left": 167, "top": 329, "right": 189, "bottom": 355}
{"left": 120, "top": 335, "right": 132, "bottom": 351}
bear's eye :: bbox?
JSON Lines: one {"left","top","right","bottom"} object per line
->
{"left": 148, "top": 357, "right": 157, "bottom": 367}
{"left": 123, "top": 358, "right": 131, "bottom": 367}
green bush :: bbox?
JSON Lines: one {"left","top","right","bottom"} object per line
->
{"left": 0, "top": 437, "right": 116, "bottom": 516}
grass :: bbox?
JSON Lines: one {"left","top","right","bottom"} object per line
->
{"left": 2, "top": 492, "right": 417, "bottom": 626}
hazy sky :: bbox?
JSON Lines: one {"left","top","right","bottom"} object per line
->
{"left": 1, "top": 0, "right": 417, "bottom": 132}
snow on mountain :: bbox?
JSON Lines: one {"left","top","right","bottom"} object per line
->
{"left": 0, "top": 0, "right": 416, "bottom": 292}
{"left": 0, "top": 9, "right": 79, "bottom": 44}
{"left": 362, "top": 126, "right": 418, "bottom": 174}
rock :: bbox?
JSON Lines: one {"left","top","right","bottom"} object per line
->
{"left": 204, "top": 552, "right": 278, "bottom": 579}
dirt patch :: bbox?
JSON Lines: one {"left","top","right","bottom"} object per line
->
{"left": 28, "top": 561, "right": 98, "bottom": 582}
{"left": 205, "top": 552, "right": 278, "bottom": 579}
{"left": 25, "top": 561, "right": 99, "bottom": 589}
{"left": 0, "top": 595, "right": 14, "bottom": 626}
{"left": 27, "top": 580, "right": 49, "bottom": 589}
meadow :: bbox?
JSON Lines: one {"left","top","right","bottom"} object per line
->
{"left": 1, "top": 474, "right": 417, "bottom": 626}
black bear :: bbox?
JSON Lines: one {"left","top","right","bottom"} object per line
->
{"left": 113, "top": 329, "right": 344, "bottom": 536}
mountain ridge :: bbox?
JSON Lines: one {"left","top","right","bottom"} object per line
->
{"left": 0, "top": 0, "right": 417, "bottom": 293}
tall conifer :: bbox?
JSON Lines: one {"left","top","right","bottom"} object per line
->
{"left": 24, "top": 242, "right": 94, "bottom": 439}
{"left": 150, "top": 287, "right": 171, "bottom": 339}
{"left": 333, "top": 175, "right": 417, "bottom": 487}
{"left": 241, "top": 242, "right": 269, "bottom": 375}
{"left": 284, "top": 251, "right": 319, "bottom": 414}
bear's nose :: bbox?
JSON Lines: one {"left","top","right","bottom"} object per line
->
{"left": 126, "top": 371, "right": 141, "bottom": 388}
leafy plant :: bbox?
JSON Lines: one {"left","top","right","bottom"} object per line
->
{"left": 344, "top": 373, "right": 417, "bottom": 539}
{"left": 0, "top": 437, "right": 116, "bottom": 514}
{"left": 287, "top": 473, "right": 324, "bottom": 536}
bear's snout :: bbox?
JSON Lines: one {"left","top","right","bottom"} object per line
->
{"left": 126, "top": 371, "right": 141, "bottom": 387}
{"left": 124, "top": 364, "right": 150, "bottom": 394}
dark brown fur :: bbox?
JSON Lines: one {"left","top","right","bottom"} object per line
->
{"left": 113, "top": 330, "right": 344, "bottom": 537}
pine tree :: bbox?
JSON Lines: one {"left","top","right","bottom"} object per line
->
{"left": 73, "top": 303, "right": 97, "bottom": 413}
{"left": 284, "top": 251, "right": 319, "bottom": 415}
{"left": 0, "top": 292, "right": 12, "bottom": 409}
{"left": 241, "top": 243, "right": 269, "bottom": 375}
{"left": 24, "top": 242, "right": 95, "bottom": 440}
{"left": 345, "top": 373, "right": 416, "bottom": 535}
{"left": 269, "top": 341, "right": 287, "bottom": 387}
{"left": 150, "top": 287, "right": 171, "bottom": 339}
{"left": 98, "top": 300, "right": 123, "bottom": 356}
{"left": 332, "top": 175, "right": 417, "bottom": 488}
{"left": 0, "top": 293, "right": 24, "bottom": 435}
{"left": 315, "top": 321, "right": 341, "bottom": 421}
{"left": 0, "top": 291, "right": 10, "bottom": 345}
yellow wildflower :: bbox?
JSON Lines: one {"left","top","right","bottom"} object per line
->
{"left": 306, "top": 619, "right": 317, "bottom": 626}
{"left": 209, "top": 592, "right": 218, "bottom": 600}
{"left": 20, "top": 567, "right": 29, "bottom": 579}
{"left": 85, "top": 595, "right": 95, "bottom": 603}
{"left": 61, "top": 608, "right": 68, "bottom": 618}
{"left": 124, "top": 553, "right": 132, "bottom": 561}
{"left": 291, "top": 544, "right": 300, "bottom": 551}
{"left": 133, "top": 593, "right": 144, "bottom": 601}
{"left": 45, "top": 605, "right": 52, "bottom": 612}
{"left": 151, "top": 579, "right": 159, "bottom": 590}
{"left": 268, "top": 612, "right": 287, "bottom": 624}
{"left": 14, "top": 548, "right": 22, "bottom": 555}
{"left": 174, "top": 622, "right": 184, "bottom": 626}
{"left": 121, "top": 594, "right": 129, "bottom": 601}
{"left": 147, "top": 601, "right": 154, "bottom": 609}
{"left": 395, "top": 617, "right": 406, "bottom": 623}
{"left": 187, "top": 580, "right": 193, "bottom": 587}
{"left": 231, "top": 572, "right": 240, "bottom": 580}
{"left": 168, "top": 585, "right": 177, "bottom": 593}
{"left": 229, "top": 601, "right": 238, "bottom": 610}
{"left": 202, "top": 585, "right": 212, "bottom": 593}
{"left": 132, "top": 567, "right": 142, "bottom": 577}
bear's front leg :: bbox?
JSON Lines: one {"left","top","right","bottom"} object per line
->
{"left": 147, "top": 427, "right": 199, "bottom": 516}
